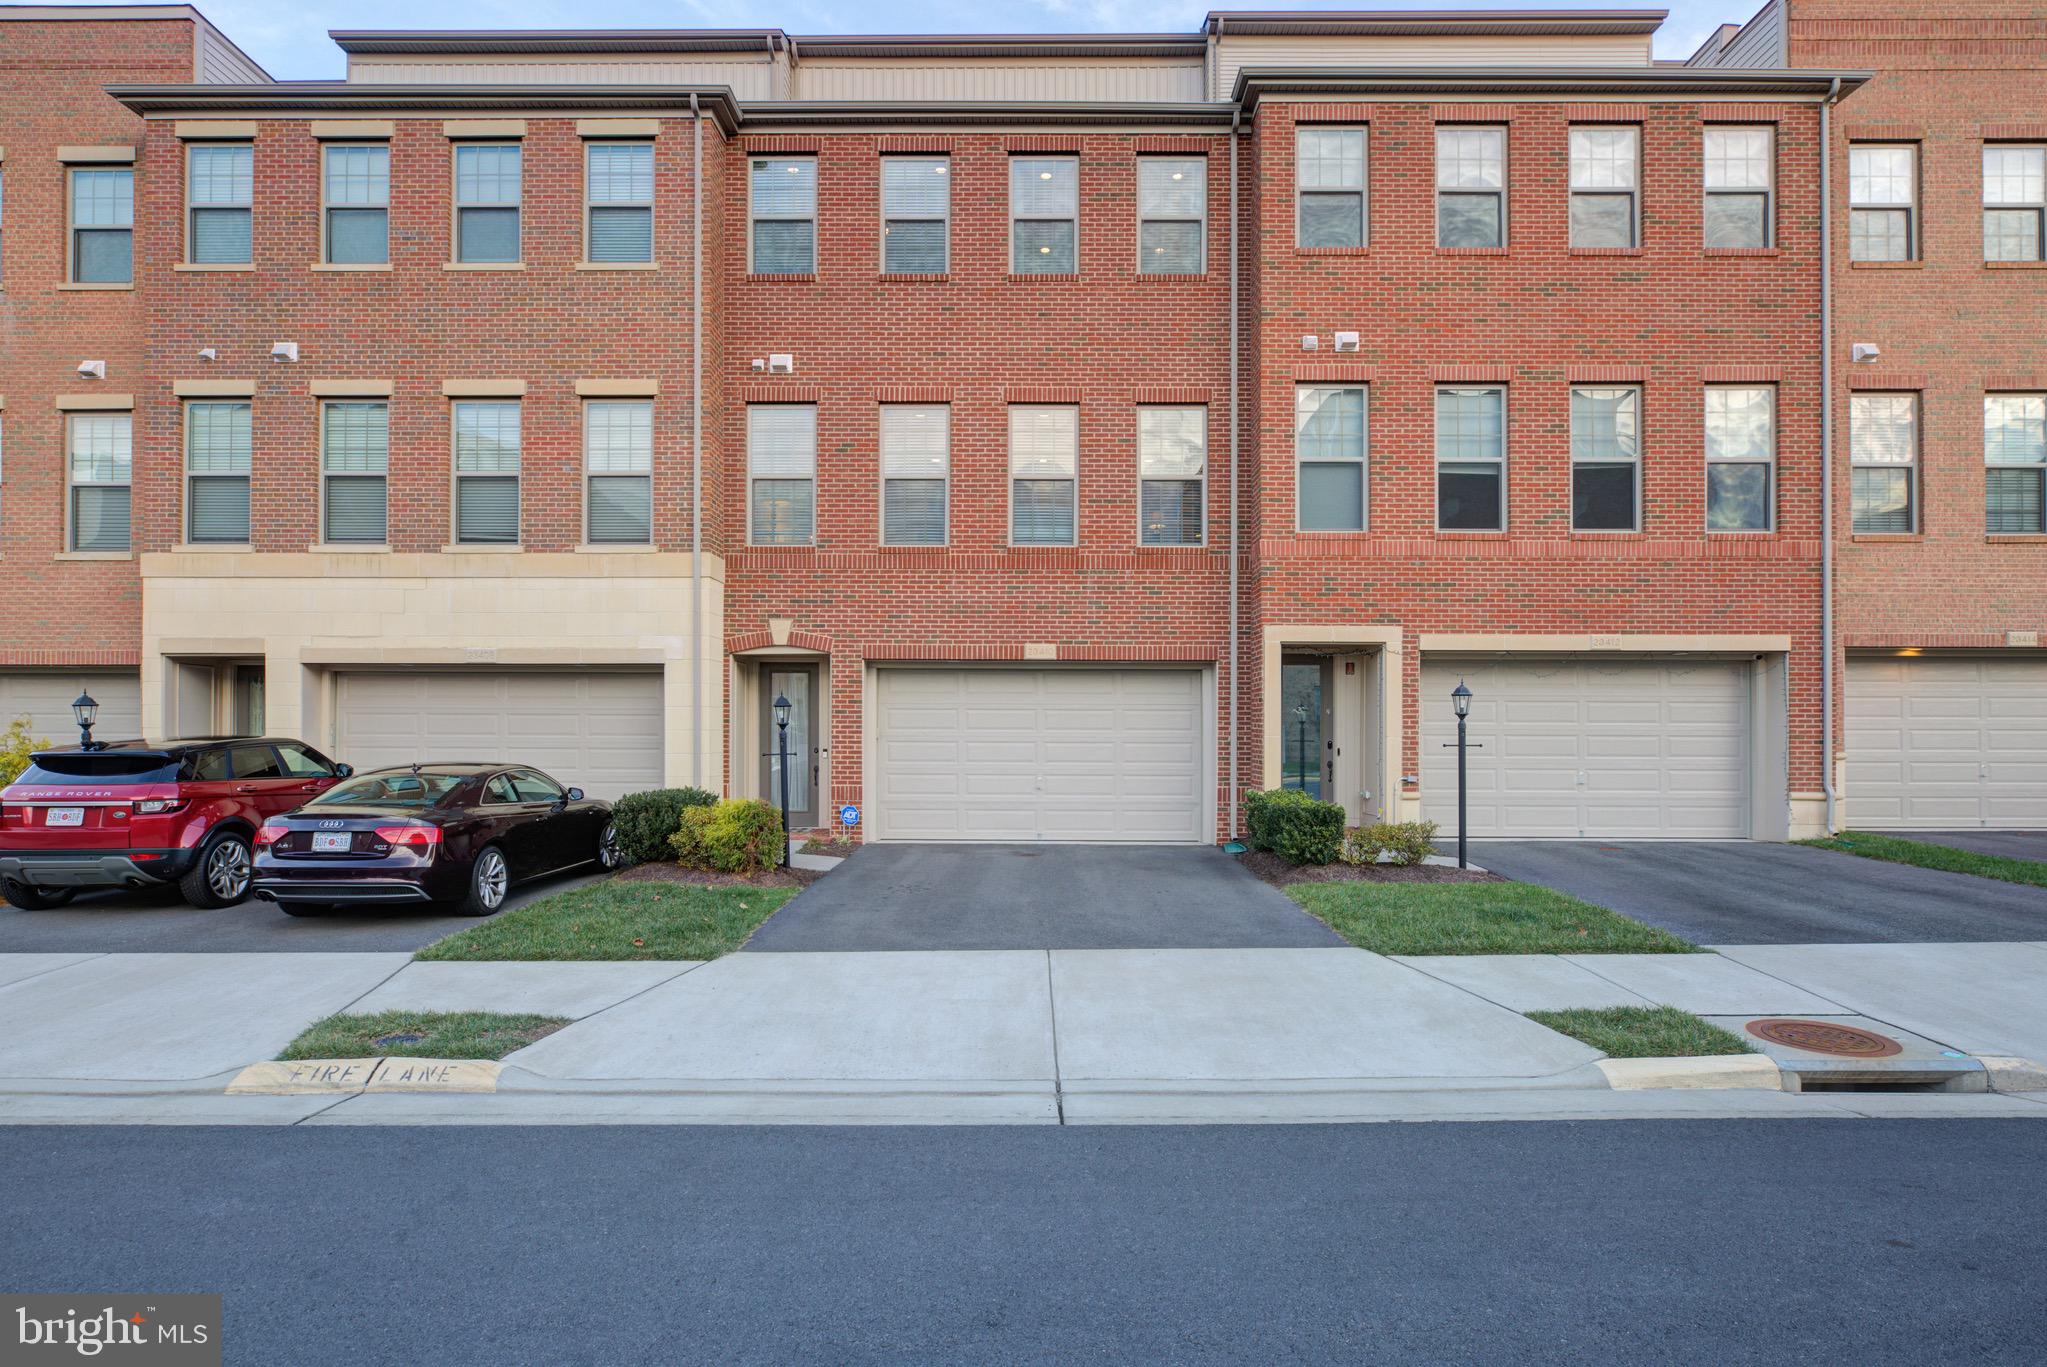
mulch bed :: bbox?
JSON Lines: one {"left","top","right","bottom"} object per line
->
{"left": 613, "top": 861, "right": 824, "bottom": 890}
{"left": 800, "top": 838, "right": 860, "bottom": 858}
{"left": 1237, "top": 848, "right": 1504, "bottom": 887}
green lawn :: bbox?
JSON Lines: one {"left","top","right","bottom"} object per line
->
{"left": 1799, "top": 830, "right": 2047, "bottom": 890}
{"left": 1526, "top": 1006, "right": 1754, "bottom": 1059}
{"left": 277, "top": 1010, "right": 569, "bottom": 1061}
{"left": 415, "top": 879, "right": 797, "bottom": 961}
{"left": 1285, "top": 880, "right": 1698, "bottom": 955}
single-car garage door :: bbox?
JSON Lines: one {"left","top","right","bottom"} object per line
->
{"left": 1420, "top": 658, "right": 1750, "bottom": 839}
{"left": 1846, "top": 656, "right": 2047, "bottom": 829}
{"left": 875, "top": 668, "right": 1208, "bottom": 843}
{"left": 0, "top": 671, "right": 142, "bottom": 746}
{"left": 335, "top": 670, "right": 663, "bottom": 800}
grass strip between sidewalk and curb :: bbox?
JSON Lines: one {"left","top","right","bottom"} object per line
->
{"left": 1526, "top": 1006, "right": 1756, "bottom": 1059}
{"left": 1798, "top": 830, "right": 2047, "bottom": 890}
{"left": 276, "top": 1010, "right": 570, "bottom": 1062}
{"left": 1285, "top": 880, "right": 1699, "bottom": 955}
{"left": 415, "top": 879, "right": 799, "bottom": 961}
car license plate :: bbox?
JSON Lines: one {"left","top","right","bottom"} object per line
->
{"left": 312, "top": 833, "right": 352, "bottom": 853}
{"left": 44, "top": 808, "right": 85, "bottom": 827}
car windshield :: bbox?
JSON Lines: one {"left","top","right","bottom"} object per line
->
{"left": 12, "top": 754, "right": 181, "bottom": 786}
{"left": 308, "top": 771, "right": 467, "bottom": 808}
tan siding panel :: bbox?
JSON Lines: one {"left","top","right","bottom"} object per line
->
{"left": 793, "top": 60, "right": 1206, "bottom": 104}
{"left": 1216, "top": 34, "right": 1654, "bottom": 95}
{"left": 346, "top": 55, "right": 776, "bottom": 100}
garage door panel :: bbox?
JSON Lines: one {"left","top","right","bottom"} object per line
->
{"left": 0, "top": 672, "right": 143, "bottom": 746}
{"left": 1847, "top": 656, "right": 2047, "bottom": 829}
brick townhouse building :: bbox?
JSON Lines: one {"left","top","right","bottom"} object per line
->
{"left": 0, "top": 5, "right": 2037, "bottom": 846}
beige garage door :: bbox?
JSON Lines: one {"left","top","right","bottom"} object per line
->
{"left": 335, "top": 670, "right": 663, "bottom": 800}
{"left": 0, "top": 671, "right": 143, "bottom": 746}
{"left": 1420, "top": 658, "right": 1750, "bottom": 839}
{"left": 875, "top": 668, "right": 1208, "bottom": 843}
{"left": 1846, "top": 656, "right": 2047, "bottom": 829}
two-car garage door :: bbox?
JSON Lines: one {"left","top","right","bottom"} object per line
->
{"left": 1846, "top": 656, "right": 2047, "bottom": 829}
{"left": 0, "top": 671, "right": 142, "bottom": 746}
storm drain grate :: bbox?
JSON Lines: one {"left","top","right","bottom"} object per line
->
{"left": 1746, "top": 1018, "right": 1903, "bottom": 1058}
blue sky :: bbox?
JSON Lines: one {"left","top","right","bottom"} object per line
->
{"left": 151, "top": 0, "right": 1757, "bottom": 81}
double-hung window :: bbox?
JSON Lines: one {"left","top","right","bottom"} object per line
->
{"left": 586, "top": 142, "right": 654, "bottom": 264}
{"left": 1138, "top": 158, "right": 1205, "bottom": 273}
{"left": 747, "top": 405, "right": 817, "bottom": 546}
{"left": 1850, "top": 393, "right": 1920, "bottom": 533}
{"left": 1570, "top": 387, "right": 1640, "bottom": 531}
{"left": 1295, "top": 386, "right": 1367, "bottom": 531}
{"left": 750, "top": 157, "right": 816, "bottom": 274}
{"left": 1983, "top": 146, "right": 2046, "bottom": 262}
{"left": 185, "top": 401, "right": 251, "bottom": 544}
{"left": 881, "top": 156, "right": 949, "bottom": 274}
{"left": 584, "top": 401, "right": 653, "bottom": 545}
{"left": 187, "top": 142, "right": 252, "bottom": 265}
{"left": 453, "top": 401, "right": 521, "bottom": 544}
{"left": 1436, "top": 127, "right": 1506, "bottom": 248}
{"left": 1986, "top": 393, "right": 2047, "bottom": 533}
{"left": 321, "top": 402, "right": 389, "bottom": 544}
{"left": 880, "top": 404, "right": 948, "bottom": 545}
{"left": 1849, "top": 145, "right": 1917, "bottom": 262}
{"left": 1011, "top": 158, "right": 1078, "bottom": 274}
{"left": 1568, "top": 127, "right": 1639, "bottom": 249}
{"left": 1704, "top": 386, "right": 1775, "bottom": 531}
{"left": 1139, "top": 407, "right": 1206, "bottom": 545}
{"left": 70, "top": 168, "right": 133, "bottom": 284}
{"left": 324, "top": 143, "right": 389, "bottom": 264}
{"left": 1704, "top": 127, "right": 1773, "bottom": 248}
{"left": 1010, "top": 406, "right": 1078, "bottom": 544}
{"left": 1435, "top": 387, "right": 1506, "bottom": 530}
{"left": 454, "top": 143, "right": 521, "bottom": 264}
{"left": 1296, "top": 128, "right": 1366, "bottom": 249}
{"left": 67, "top": 413, "right": 131, "bottom": 551}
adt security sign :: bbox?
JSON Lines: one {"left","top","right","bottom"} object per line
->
{"left": 839, "top": 804, "right": 861, "bottom": 827}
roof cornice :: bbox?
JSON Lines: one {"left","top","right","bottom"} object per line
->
{"left": 105, "top": 83, "right": 743, "bottom": 133}
{"left": 1205, "top": 10, "right": 1668, "bottom": 38}
{"left": 331, "top": 30, "right": 783, "bottom": 56}
{"left": 1234, "top": 65, "right": 1870, "bottom": 104}
{"left": 741, "top": 101, "right": 1235, "bottom": 131}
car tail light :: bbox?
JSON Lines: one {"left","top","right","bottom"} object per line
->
{"left": 256, "top": 821, "right": 289, "bottom": 847}
{"left": 133, "top": 798, "right": 187, "bottom": 815}
{"left": 374, "top": 824, "right": 441, "bottom": 848}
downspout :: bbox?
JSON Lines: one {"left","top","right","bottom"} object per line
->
{"left": 1227, "top": 99, "right": 1242, "bottom": 840}
{"left": 690, "top": 93, "right": 705, "bottom": 789}
{"left": 1820, "top": 76, "right": 1840, "bottom": 834}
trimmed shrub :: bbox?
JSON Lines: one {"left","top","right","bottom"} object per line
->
{"left": 670, "top": 798, "right": 786, "bottom": 876}
{"left": 609, "top": 787, "right": 718, "bottom": 864}
{"left": 0, "top": 718, "right": 48, "bottom": 788}
{"left": 1343, "top": 821, "right": 1439, "bottom": 867}
{"left": 1245, "top": 787, "right": 1345, "bottom": 865}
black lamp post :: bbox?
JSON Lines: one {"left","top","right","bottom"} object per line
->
{"left": 1292, "top": 705, "right": 1308, "bottom": 793}
{"left": 772, "top": 692, "right": 793, "bottom": 869}
{"left": 1450, "top": 680, "right": 1473, "bottom": 869}
{"left": 71, "top": 690, "right": 101, "bottom": 752}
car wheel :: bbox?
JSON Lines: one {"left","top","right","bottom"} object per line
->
{"left": 181, "top": 829, "right": 254, "bottom": 909}
{"left": 455, "top": 846, "right": 511, "bottom": 917}
{"left": 1, "top": 880, "right": 76, "bottom": 911}
{"left": 597, "top": 820, "right": 627, "bottom": 871}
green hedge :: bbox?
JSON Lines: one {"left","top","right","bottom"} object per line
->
{"left": 671, "top": 798, "right": 786, "bottom": 876}
{"left": 1342, "top": 821, "right": 1439, "bottom": 867}
{"left": 1245, "top": 787, "right": 1346, "bottom": 866}
{"left": 609, "top": 787, "right": 718, "bottom": 864}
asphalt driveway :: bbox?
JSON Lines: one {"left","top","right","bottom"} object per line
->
{"left": 1470, "top": 841, "right": 2047, "bottom": 945}
{"left": 745, "top": 844, "right": 1341, "bottom": 952}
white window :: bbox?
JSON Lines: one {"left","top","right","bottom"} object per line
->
{"left": 1009, "top": 406, "right": 1078, "bottom": 544}
{"left": 1295, "top": 386, "right": 1367, "bottom": 531}
{"left": 453, "top": 401, "right": 520, "bottom": 545}
{"left": 584, "top": 401, "right": 653, "bottom": 544}
{"left": 586, "top": 143, "right": 654, "bottom": 264}
{"left": 1986, "top": 393, "right": 2047, "bottom": 533}
{"left": 187, "top": 142, "right": 252, "bottom": 265}
{"left": 881, "top": 156, "right": 949, "bottom": 274}
{"left": 70, "top": 167, "right": 133, "bottom": 284}
{"left": 1984, "top": 146, "right": 2046, "bottom": 263}
{"left": 1850, "top": 145, "right": 1917, "bottom": 262}
{"left": 454, "top": 143, "right": 521, "bottom": 264}
{"left": 1570, "top": 387, "right": 1641, "bottom": 531}
{"left": 1436, "top": 127, "right": 1506, "bottom": 248}
{"left": 1704, "top": 127, "right": 1773, "bottom": 249}
{"left": 321, "top": 402, "right": 388, "bottom": 544}
{"left": 1436, "top": 387, "right": 1506, "bottom": 529}
{"left": 1569, "top": 127, "right": 1639, "bottom": 249}
{"left": 1138, "top": 158, "right": 1205, "bottom": 274}
{"left": 185, "top": 401, "right": 251, "bottom": 544}
{"left": 880, "top": 404, "right": 949, "bottom": 545}
{"left": 324, "top": 143, "right": 389, "bottom": 265}
{"left": 1851, "top": 393, "right": 1920, "bottom": 533}
{"left": 1011, "top": 157, "right": 1078, "bottom": 274}
{"left": 1704, "top": 387, "right": 1775, "bottom": 532}
{"left": 68, "top": 413, "right": 131, "bottom": 552}
{"left": 1139, "top": 407, "right": 1206, "bottom": 545}
{"left": 750, "top": 157, "right": 816, "bottom": 274}
{"left": 1296, "top": 128, "right": 1366, "bottom": 249}
{"left": 748, "top": 405, "right": 818, "bottom": 546}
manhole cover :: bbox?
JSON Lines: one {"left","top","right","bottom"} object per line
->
{"left": 372, "top": 1032, "right": 425, "bottom": 1048}
{"left": 1746, "top": 1018, "right": 1903, "bottom": 1058}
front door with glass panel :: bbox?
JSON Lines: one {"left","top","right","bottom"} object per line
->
{"left": 761, "top": 666, "right": 818, "bottom": 831}
{"left": 1281, "top": 658, "right": 1334, "bottom": 800}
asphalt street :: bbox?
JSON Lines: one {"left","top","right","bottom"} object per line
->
{"left": 3, "top": 1120, "right": 2042, "bottom": 1365}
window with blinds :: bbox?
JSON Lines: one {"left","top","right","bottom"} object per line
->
{"left": 1705, "top": 127, "right": 1773, "bottom": 249}
{"left": 1849, "top": 145, "right": 1916, "bottom": 262}
{"left": 324, "top": 144, "right": 389, "bottom": 264}
{"left": 1436, "top": 387, "right": 1506, "bottom": 530}
{"left": 751, "top": 157, "right": 816, "bottom": 274}
{"left": 584, "top": 401, "right": 653, "bottom": 544}
{"left": 1704, "top": 386, "right": 1776, "bottom": 532}
{"left": 68, "top": 413, "right": 132, "bottom": 552}
{"left": 1138, "top": 407, "right": 1205, "bottom": 544}
{"left": 1010, "top": 158, "right": 1078, "bottom": 274}
{"left": 882, "top": 156, "right": 949, "bottom": 274}
{"left": 881, "top": 404, "right": 948, "bottom": 545}
{"left": 1984, "top": 146, "right": 2046, "bottom": 263}
{"left": 1138, "top": 158, "right": 1204, "bottom": 274}
{"left": 321, "top": 402, "right": 389, "bottom": 544}
{"left": 1570, "top": 387, "right": 1640, "bottom": 531}
{"left": 1295, "top": 386, "right": 1367, "bottom": 531}
{"left": 749, "top": 405, "right": 818, "bottom": 546}
{"left": 186, "top": 143, "right": 252, "bottom": 265}
{"left": 1569, "top": 127, "right": 1639, "bottom": 249}
{"left": 1010, "top": 406, "right": 1078, "bottom": 544}
{"left": 1436, "top": 128, "right": 1506, "bottom": 248}
{"left": 454, "top": 401, "right": 521, "bottom": 544}
{"left": 71, "top": 168, "right": 133, "bottom": 284}
{"left": 1850, "top": 393, "right": 1919, "bottom": 533}
{"left": 1986, "top": 393, "right": 2047, "bottom": 533}
{"left": 185, "top": 401, "right": 251, "bottom": 544}
{"left": 1296, "top": 129, "right": 1367, "bottom": 249}
{"left": 586, "top": 143, "right": 654, "bottom": 263}
{"left": 455, "top": 143, "right": 521, "bottom": 263}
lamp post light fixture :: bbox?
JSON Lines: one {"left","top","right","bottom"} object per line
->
{"left": 772, "top": 692, "right": 793, "bottom": 869}
{"left": 1449, "top": 680, "right": 1473, "bottom": 869}
{"left": 71, "top": 690, "right": 101, "bottom": 751}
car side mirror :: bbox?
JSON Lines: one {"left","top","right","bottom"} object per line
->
{"left": 334, "top": 763, "right": 354, "bottom": 778}
{"left": 565, "top": 787, "right": 584, "bottom": 802}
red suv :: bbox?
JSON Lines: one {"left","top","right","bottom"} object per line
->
{"left": 0, "top": 738, "right": 351, "bottom": 910}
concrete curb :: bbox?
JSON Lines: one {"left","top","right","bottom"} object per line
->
{"left": 224, "top": 1057, "right": 501, "bottom": 1095}
{"left": 1979, "top": 1055, "right": 2047, "bottom": 1093}
{"left": 1595, "top": 1055, "right": 1786, "bottom": 1091}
